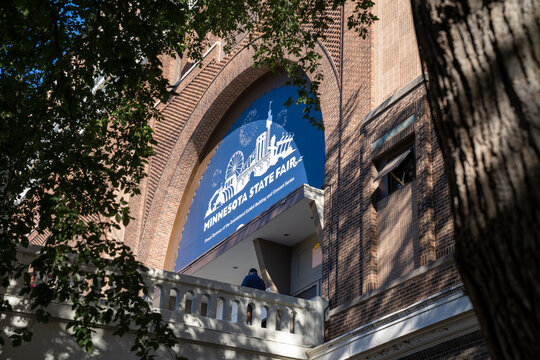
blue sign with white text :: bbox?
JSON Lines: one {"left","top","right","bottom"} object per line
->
{"left": 175, "top": 86, "right": 324, "bottom": 271}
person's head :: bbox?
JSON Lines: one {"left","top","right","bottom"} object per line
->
{"left": 249, "top": 268, "right": 258, "bottom": 275}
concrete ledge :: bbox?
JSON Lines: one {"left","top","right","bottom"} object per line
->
{"left": 363, "top": 75, "right": 424, "bottom": 125}
{"left": 307, "top": 287, "right": 478, "bottom": 360}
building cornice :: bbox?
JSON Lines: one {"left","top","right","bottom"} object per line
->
{"left": 363, "top": 75, "right": 425, "bottom": 125}
{"left": 307, "top": 285, "right": 478, "bottom": 360}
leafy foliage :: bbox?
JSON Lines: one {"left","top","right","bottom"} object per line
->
{"left": 0, "top": 0, "right": 374, "bottom": 358}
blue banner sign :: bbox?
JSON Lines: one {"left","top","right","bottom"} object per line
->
{"left": 175, "top": 86, "right": 324, "bottom": 271}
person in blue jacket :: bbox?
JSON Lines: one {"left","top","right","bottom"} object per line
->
{"left": 241, "top": 268, "right": 266, "bottom": 290}
{"left": 241, "top": 268, "right": 266, "bottom": 325}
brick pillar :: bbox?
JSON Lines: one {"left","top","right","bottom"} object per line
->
{"left": 414, "top": 95, "right": 436, "bottom": 266}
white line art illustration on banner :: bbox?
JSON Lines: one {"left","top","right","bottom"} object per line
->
{"left": 205, "top": 101, "right": 299, "bottom": 218}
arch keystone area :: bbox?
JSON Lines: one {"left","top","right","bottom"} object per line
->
{"left": 135, "top": 42, "right": 340, "bottom": 271}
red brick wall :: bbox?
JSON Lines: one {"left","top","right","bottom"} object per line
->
{"left": 325, "top": 259, "right": 462, "bottom": 338}
{"left": 321, "top": 1, "right": 373, "bottom": 311}
{"left": 433, "top": 112, "right": 454, "bottom": 259}
{"left": 323, "top": 82, "right": 459, "bottom": 339}
{"left": 372, "top": 0, "right": 422, "bottom": 104}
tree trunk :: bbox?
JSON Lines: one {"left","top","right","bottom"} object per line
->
{"left": 410, "top": 0, "right": 540, "bottom": 358}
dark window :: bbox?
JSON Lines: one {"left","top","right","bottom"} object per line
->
{"left": 388, "top": 150, "right": 415, "bottom": 193}
{"left": 294, "top": 285, "right": 317, "bottom": 300}
{"left": 373, "top": 146, "right": 416, "bottom": 203}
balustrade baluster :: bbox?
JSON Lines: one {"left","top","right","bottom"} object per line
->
{"left": 236, "top": 298, "right": 249, "bottom": 326}
{"left": 280, "top": 308, "right": 291, "bottom": 332}
{"left": 191, "top": 291, "right": 202, "bottom": 316}
{"left": 207, "top": 293, "right": 219, "bottom": 319}
{"left": 266, "top": 307, "right": 276, "bottom": 330}
{"left": 216, "top": 296, "right": 227, "bottom": 321}
{"left": 173, "top": 287, "right": 187, "bottom": 312}
{"left": 159, "top": 283, "right": 172, "bottom": 310}
{"left": 230, "top": 299, "right": 240, "bottom": 323}
{"left": 251, "top": 301, "right": 261, "bottom": 327}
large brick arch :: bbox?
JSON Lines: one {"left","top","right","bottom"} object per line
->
{"left": 136, "top": 42, "right": 341, "bottom": 270}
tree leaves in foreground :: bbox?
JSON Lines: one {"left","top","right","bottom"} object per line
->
{"left": 0, "top": 0, "right": 375, "bottom": 358}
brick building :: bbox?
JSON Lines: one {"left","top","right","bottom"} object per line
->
{"left": 120, "top": 1, "right": 489, "bottom": 359}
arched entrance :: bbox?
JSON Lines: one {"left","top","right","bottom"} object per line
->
{"left": 174, "top": 77, "right": 326, "bottom": 298}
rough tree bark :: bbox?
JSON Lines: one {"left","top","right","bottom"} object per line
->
{"left": 410, "top": 0, "right": 539, "bottom": 358}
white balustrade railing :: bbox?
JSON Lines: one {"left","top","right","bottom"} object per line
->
{"left": 146, "top": 267, "right": 327, "bottom": 346}
{"left": 8, "top": 246, "right": 327, "bottom": 349}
